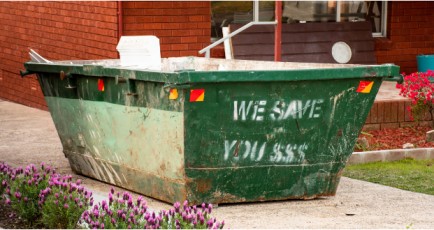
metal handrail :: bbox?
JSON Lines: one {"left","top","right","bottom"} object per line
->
{"left": 199, "top": 21, "right": 277, "bottom": 58}
{"left": 199, "top": 0, "right": 277, "bottom": 58}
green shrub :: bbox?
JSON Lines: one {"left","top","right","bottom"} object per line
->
{"left": 40, "top": 175, "right": 93, "bottom": 228}
{"left": 8, "top": 163, "right": 52, "bottom": 225}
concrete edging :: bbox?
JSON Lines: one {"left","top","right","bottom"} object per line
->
{"left": 349, "top": 148, "right": 434, "bottom": 165}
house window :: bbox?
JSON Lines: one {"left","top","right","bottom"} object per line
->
{"left": 211, "top": 1, "right": 387, "bottom": 39}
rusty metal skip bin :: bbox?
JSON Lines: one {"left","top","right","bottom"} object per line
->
{"left": 21, "top": 57, "right": 401, "bottom": 204}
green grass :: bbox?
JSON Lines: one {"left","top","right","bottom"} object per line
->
{"left": 343, "top": 158, "right": 434, "bottom": 195}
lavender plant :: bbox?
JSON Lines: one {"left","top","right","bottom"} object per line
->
{"left": 80, "top": 188, "right": 225, "bottom": 229}
{"left": 8, "top": 163, "right": 52, "bottom": 225}
{"left": 160, "top": 200, "right": 224, "bottom": 229}
{"left": 40, "top": 174, "right": 93, "bottom": 229}
{"left": 81, "top": 188, "right": 152, "bottom": 229}
{"left": 2, "top": 162, "right": 226, "bottom": 229}
{"left": 0, "top": 162, "right": 12, "bottom": 200}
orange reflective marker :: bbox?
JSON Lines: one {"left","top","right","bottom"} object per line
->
{"left": 356, "top": 81, "right": 374, "bottom": 93}
{"left": 169, "top": 88, "right": 178, "bottom": 100}
{"left": 190, "top": 89, "right": 205, "bottom": 102}
{"left": 97, "top": 79, "right": 104, "bottom": 92}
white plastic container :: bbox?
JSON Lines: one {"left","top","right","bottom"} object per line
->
{"left": 116, "top": 36, "right": 161, "bottom": 70}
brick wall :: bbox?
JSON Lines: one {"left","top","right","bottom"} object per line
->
{"left": 375, "top": 1, "right": 434, "bottom": 74}
{"left": 0, "top": 1, "right": 119, "bottom": 109}
{"left": 122, "top": 1, "right": 211, "bottom": 57}
{"left": 364, "top": 100, "right": 433, "bottom": 131}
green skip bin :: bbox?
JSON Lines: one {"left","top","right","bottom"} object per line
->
{"left": 22, "top": 57, "right": 400, "bottom": 204}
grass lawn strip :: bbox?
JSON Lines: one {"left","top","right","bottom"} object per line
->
{"left": 343, "top": 158, "right": 434, "bottom": 195}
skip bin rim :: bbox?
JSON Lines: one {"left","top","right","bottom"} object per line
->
{"left": 23, "top": 60, "right": 400, "bottom": 84}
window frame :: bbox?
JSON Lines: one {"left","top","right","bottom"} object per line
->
{"left": 210, "top": 1, "right": 388, "bottom": 39}
{"left": 334, "top": 1, "right": 387, "bottom": 37}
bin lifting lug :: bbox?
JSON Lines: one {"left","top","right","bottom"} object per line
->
{"left": 60, "top": 71, "right": 76, "bottom": 89}
{"left": 116, "top": 76, "right": 138, "bottom": 97}
{"left": 19, "top": 70, "right": 34, "bottom": 78}
{"left": 383, "top": 74, "right": 404, "bottom": 84}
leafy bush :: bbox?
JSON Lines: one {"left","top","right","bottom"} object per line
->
{"left": 81, "top": 189, "right": 150, "bottom": 229}
{"left": 161, "top": 200, "right": 224, "bottom": 229}
{"left": 396, "top": 70, "right": 434, "bottom": 123}
{"left": 8, "top": 163, "right": 52, "bottom": 225}
{"left": 0, "top": 162, "right": 12, "bottom": 200}
{"left": 1, "top": 162, "right": 226, "bottom": 229}
{"left": 40, "top": 174, "right": 93, "bottom": 228}
{"left": 80, "top": 188, "right": 224, "bottom": 229}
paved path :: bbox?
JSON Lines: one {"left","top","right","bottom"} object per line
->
{"left": 1, "top": 100, "right": 433, "bottom": 228}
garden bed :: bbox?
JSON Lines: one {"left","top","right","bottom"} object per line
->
{"left": 354, "top": 126, "right": 434, "bottom": 152}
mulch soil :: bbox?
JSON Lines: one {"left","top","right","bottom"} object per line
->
{"left": 0, "top": 203, "right": 33, "bottom": 229}
{"left": 355, "top": 126, "right": 434, "bottom": 152}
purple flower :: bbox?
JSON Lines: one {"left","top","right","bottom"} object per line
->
{"left": 23, "top": 197, "right": 28, "bottom": 202}
{"left": 110, "top": 187, "right": 115, "bottom": 194}
{"left": 207, "top": 219, "right": 214, "bottom": 228}
{"left": 5, "top": 198, "right": 11, "bottom": 205}
{"left": 93, "top": 209, "right": 99, "bottom": 218}
{"left": 64, "top": 203, "right": 69, "bottom": 209}
{"left": 54, "top": 200, "right": 59, "bottom": 205}
{"left": 174, "top": 201, "right": 181, "bottom": 212}
{"left": 193, "top": 205, "right": 197, "bottom": 213}
{"left": 208, "top": 204, "right": 213, "bottom": 214}
{"left": 136, "top": 195, "right": 143, "bottom": 206}
{"left": 54, "top": 193, "right": 59, "bottom": 198}
{"left": 14, "top": 191, "right": 21, "bottom": 199}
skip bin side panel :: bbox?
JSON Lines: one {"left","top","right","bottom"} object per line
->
{"left": 38, "top": 72, "right": 187, "bottom": 203}
{"left": 183, "top": 74, "right": 382, "bottom": 204}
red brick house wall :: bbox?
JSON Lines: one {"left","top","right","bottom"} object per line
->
{"left": 1, "top": 1, "right": 434, "bottom": 111}
{"left": 376, "top": 1, "right": 434, "bottom": 74}
{"left": 122, "top": 1, "right": 210, "bottom": 57}
{"left": 0, "top": 1, "right": 119, "bottom": 110}
{"left": 0, "top": 1, "right": 211, "bottom": 109}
